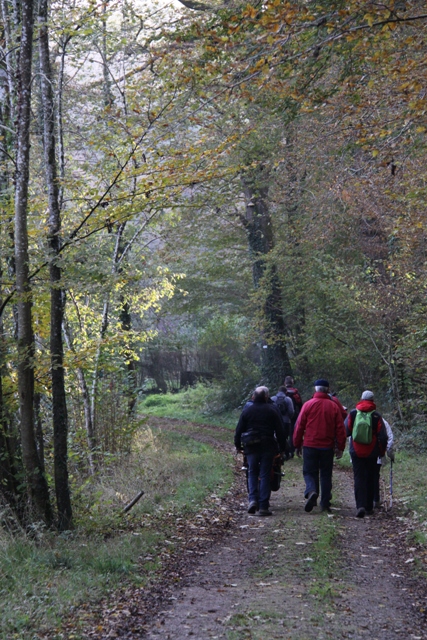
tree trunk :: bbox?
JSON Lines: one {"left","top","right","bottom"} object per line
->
{"left": 63, "top": 319, "right": 96, "bottom": 474}
{"left": 0, "top": 267, "right": 22, "bottom": 515}
{"left": 15, "top": 0, "right": 52, "bottom": 526}
{"left": 120, "top": 298, "right": 138, "bottom": 415}
{"left": 38, "top": 0, "right": 73, "bottom": 530}
{"left": 241, "top": 176, "right": 292, "bottom": 387}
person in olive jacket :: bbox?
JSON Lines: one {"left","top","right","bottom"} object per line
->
{"left": 235, "top": 386, "right": 287, "bottom": 516}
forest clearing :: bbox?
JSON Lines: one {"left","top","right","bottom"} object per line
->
{"left": 2, "top": 0, "right": 427, "bottom": 637}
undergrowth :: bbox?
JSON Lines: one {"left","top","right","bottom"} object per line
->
{"left": 0, "top": 421, "right": 233, "bottom": 639}
{"left": 139, "top": 384, "right": 240, "bottom": 429}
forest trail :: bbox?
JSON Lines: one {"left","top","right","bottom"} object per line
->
{"left": 142, "top": 458, "right": 427, "bottom": 639}
{"left": 81, "top": 420, "right": 427, "bottom": 640}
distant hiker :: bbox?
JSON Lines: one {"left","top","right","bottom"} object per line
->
{"left": 373, "top": 418, "right": 395, "bottom": 508}
{"left": 345, "top": 390, "right": 388, "bottom": 518}
{"left": 329, "top": 391, "right": 348, "bottom": 421}
{"left": 284, "top": 376, "right": 303, "bottom": 457}
{"left": 271, "top": 386, "right": 294, "bottom": 456}
{"left": 234, "top": 386, "right": 288, "bottom": 516}
{"left": 293, "top": 379, "right": 346, "bottom": 513}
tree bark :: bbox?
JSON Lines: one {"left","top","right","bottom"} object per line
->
{"left": 15, "top": 0, "right": 52, "bottom": 526}
{"left": 241, "top": 174, "right": 292, "bottom": 387}
{"left": 38, "top": 0, "right": 73, "bottom": 530}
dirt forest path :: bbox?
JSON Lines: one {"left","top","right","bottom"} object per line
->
{"left": 81, "top": 419, "right": 427, "bottom": 640}
{"left": 141, "top": 422, "right": 427, "bottom": 640}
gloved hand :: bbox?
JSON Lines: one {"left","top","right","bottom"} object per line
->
{"left": 335, "top": 449, "right": 343, "bottom": 460}
{"left": 295, "top": 447, "right": 302, "bottom": 457}
{"left": 387, "top": 447, "right": 395, "bottom": 462}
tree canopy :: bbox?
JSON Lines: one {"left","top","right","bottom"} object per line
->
{"left": 1, "top": 0, "right": 427, "bottom": 525}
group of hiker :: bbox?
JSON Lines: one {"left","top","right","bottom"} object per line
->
{"left": 234, "top": 377, "right": 395, "bottom": 517}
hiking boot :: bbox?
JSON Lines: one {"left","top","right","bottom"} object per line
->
{"left": 304, "top": 492, "right": 318, "bottom": 513}
{"left": 356, "top": 507, "right": 366, "bottom": 518}
{"left": 247, "top": 502, "right": 258, "bottom": 514}
{"left": 321, "top": 505, "right": 332, "bottom": 513}
{"left": 258, "top": 509, "right": 273, "bottom": 516}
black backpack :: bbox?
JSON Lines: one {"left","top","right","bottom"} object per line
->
{"left": 274, "top": 394, "right": 290, "bottom": 418}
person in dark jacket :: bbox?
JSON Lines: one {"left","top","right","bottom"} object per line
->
{"left": 284, "top": 376, "right": 303, "bottom": 457}
{"left": 293, "top": 379, "right": 346, "bottom": 513}
{"left": 271, "top": 386, "right": 294, "bottom": 456}
{"left": 235, "top": 386, "right": 287, "bottom": 516}
{"left": 345, "top": 390, "right": 388, "bottom": 518}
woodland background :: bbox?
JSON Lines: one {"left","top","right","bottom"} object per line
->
{"left": 1, "top": 0, "right": 427, "bottom": 532}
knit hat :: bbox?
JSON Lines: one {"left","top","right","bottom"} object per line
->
{"left": 315, "top": 379, "right": 329, "bottom": 387}
{"left": 361, "top": 390, "right": 374, "bottom": 401}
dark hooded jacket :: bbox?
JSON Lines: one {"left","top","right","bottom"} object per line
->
{"left": 234, "top": 397, "right": 287, "bottom": 453}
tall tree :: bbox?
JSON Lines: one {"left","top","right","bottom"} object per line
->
{"left": 14, "top": 0, "right": 52, "bottom": 525}
{"left": 38, "top": 0, "right": 73, "bottom": 530}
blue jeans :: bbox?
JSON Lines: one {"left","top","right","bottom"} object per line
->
{"left": 302, "top": 447, "right": 334, "bottom": 508}
{"left": 246, "top": 449, "right": 275, "bottom": 510}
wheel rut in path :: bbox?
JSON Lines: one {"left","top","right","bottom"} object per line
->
{"left": 144, "top": 455, "right": 427, "bottom": 640}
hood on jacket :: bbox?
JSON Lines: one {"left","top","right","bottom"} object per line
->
{"left": 355, "top": 400, "right": 376, "bottom": 412}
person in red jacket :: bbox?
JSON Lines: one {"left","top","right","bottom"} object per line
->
{"left": 293, "top": 379, "right": 346, "bottom": 513}
{"left": 345, "top": 390, "right": 388, "bottom": 518}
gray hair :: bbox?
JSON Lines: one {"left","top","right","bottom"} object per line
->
{"left": 254, "top": 386, "right": 269, "bottom": 401}
{"left": 315, "top": 386, "right": 329, "bottom": 393}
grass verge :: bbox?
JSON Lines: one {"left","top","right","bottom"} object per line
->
{"left": 0, "top": 421, "right": 233, "bottom": 639}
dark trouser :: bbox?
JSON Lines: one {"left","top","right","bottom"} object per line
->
{"left": 288, "top": 421, "right": 295, "bottom": 455}
{"left": 302, "top": 447, "right": 334, "bottom": 508}
{"left": 246, "top": 449, "right": 275, "bottom": 510}
{"left": 351, "top": 455, "right": 377, "bottom": 511}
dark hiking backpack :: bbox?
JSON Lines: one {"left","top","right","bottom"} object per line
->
{"left": 274, "top": 393, "right": 290, "bottom": 419}
{"left": 352, "top": 410, "right": 375, "bottom": 444}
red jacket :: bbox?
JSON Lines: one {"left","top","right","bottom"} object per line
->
{"left": 345, "top": 400, "right": 387, "bottom": 458}
{"left": 293, "top": 392, "right": 346, "bottom": 451}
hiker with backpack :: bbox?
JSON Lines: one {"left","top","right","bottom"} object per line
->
{"left": 234, "top": 386, "right": 288, "bottom": 516}
{"left": 271, "top": 386, "right": 294, "bottom": 456}
{"left": 284, "top": 376, "right": 303, "bottom": 457}
{"left": 329, "top": 392, "right": 348, "bottom": 421}
{"left": 293, "top": 379, "right": 346, "bottom": 513}
{"left": 345, "top": 390, "right": 388, "bottom": 518}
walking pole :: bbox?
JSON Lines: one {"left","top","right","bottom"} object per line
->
{"left": 389, "top": 460, "right": 393, "bottom": 509}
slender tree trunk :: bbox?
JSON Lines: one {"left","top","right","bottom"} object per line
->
{"left": 119, "top": 298, "right": 137, "bottom": 415}
{"left": 38, "top": 0, "right": 73, "bottom": 530}
{"left": 15, "top": 0, "right": 52, "bottom": 526}
{"left": 101, "top": 1, "right": 113, "bottom": 107}
{"left": 63, "top": 319, "right": 96, "bottom": 474}
{"left": 90, "top": 224, "right": 125, "bottom": 437}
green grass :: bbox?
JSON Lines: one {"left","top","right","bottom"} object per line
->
{"left": 391, "top": 451, "right": 427, "bottom": 548}
{"left": 139, "top": 385, "right": 240, "bottom": 429}
{"left": 0, "top": 420, "right": 234, "bottom": 638}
